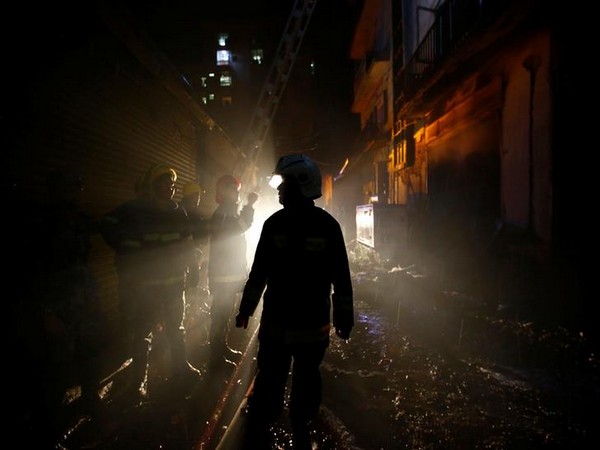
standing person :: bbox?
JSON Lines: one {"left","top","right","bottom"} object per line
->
{"left": 179, "top": 182, "right": 210, "bottom": 327}
{"left": 208, "top": 174, "right": 258, "bottom": 370}
{"left": 100, "top": 163, "right": 201, "bottom": 400}
{"left": 234, "top": 154, "right": 354, "bottom": 450}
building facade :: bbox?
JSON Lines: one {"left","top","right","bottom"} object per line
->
{"left": 345, "top": 0, "right": 590, "bottom": 339}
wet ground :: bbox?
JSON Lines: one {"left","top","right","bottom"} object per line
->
{"left": 33, "top": 246, "right": 599, "bottom": 449}
{"left": 317, "top": 295, "right": 597, "bottom": 449}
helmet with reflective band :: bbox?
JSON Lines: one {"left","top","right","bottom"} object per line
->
{"left": 143, "top": 163, "right": 177, "bottom": 187}
{"left": 182, "top": 182, "right": 204, "bottom": 197}
{"left": 142, "top": 163, "right": 177, "bottom": 199}
{"left": 274, "top": 153, "right": 322, "bottom": 200}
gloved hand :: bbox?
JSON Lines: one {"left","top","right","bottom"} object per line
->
{"left": 333, "top": 308, "right": 353, "bottom": 341}
{"left": 335, "top": 326, "right": 351, "bottom": 341}
{"left": 235, "top": 313, "right": 249, "bottom": 329}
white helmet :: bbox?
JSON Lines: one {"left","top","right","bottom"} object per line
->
{"left": 274, "top": 153, "right": 322, "bottom": 199}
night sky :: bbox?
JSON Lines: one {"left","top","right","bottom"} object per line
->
{"left": 3, "top": 0, "right": 362, "bottom": 171}
{"left": 122, "top": 0, "right": 363, "bottom": 168}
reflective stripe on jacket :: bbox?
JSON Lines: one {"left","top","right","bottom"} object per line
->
{"left": 100, "top": 197, "right": 194, "bottom": 281}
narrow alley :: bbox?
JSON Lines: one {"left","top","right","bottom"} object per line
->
{"left": 43, "top": 242, "right": 598, "bottom": 450}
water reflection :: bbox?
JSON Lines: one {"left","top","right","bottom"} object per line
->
{"left": 49, "top": 246, "right": 597, "bottom": 449}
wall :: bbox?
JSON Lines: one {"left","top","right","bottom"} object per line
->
{"left": 501, "top": 32, "right": 553, "bottom": 242}
{"left": 4, "top": 3, "right": 238, "bottom": 333}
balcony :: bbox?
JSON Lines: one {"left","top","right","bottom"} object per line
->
{"left": 396, "top": 0, "right": 538, "bottom": 117}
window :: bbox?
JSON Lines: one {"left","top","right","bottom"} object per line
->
{"left": 200, "top": 76, "right": 207, "bottom": 88}
{"left": 219, "top": 72, "right": 232, "bottom": 87}
{"left": 218, "top": 33, "right": 229, "bottom": 47}
{"left": 251, "top": 48, "right": 264, "bottom": 65}
{"left": 222, "top": 96, "right": 232, "bottom": 106}
{"left": 217, "top": 50, "right": 232, "bottom": 66}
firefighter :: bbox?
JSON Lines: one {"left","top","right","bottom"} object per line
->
{"left": 208, "top": 174, "right": 258, "bottom": 370}
{"left": 100, "top": 163, "right": 201, "bottom": 399}
{"left": 179, "top": 182, "right": 210, "bottom": 327}
{"left": 235, "top": 154, "right": 354, "bottom": 450}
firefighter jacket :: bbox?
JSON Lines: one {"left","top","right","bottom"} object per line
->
{"left": 100, "top": 197, "right": 195, "bottom": 286}
{"left": 208, "top": 200, "right": 255, "bottom": 286}
{"left": 238, "top": 201, "right": 354, "bottom": 344}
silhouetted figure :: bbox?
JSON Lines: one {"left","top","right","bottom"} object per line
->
{"left": 235, "top": 154, "right": 354, "bottom": 450}
{"left": 100, "top": 163, "right": 201, "bottom": 400}
{"left": 208, "top": 174, "right": 258, "bottom": 371}
{"left": 16, "top": 169, "right": 105, "bottom": 448}
{"left": 179, "top": 182, "right": 210, "bottom": 328}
